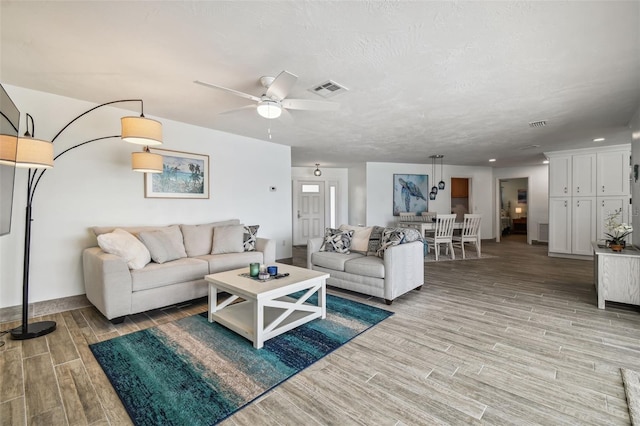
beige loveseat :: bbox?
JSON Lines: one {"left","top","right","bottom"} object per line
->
{"left": 307, "top": 225, "right": 424, "bottom": 305}
{"left": 83, "top": 219, "right": 275, "bottom": 322}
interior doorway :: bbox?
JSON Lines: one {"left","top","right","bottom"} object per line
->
{"left": 498, "top": 177, "right": 528, "bottom": 243}
{"left": 450, "top": 177, "right": 470, "bottom": 221}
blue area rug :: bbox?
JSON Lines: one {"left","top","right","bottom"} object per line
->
{"left": 90, "top": 293, "right": 393, "bottom": 426}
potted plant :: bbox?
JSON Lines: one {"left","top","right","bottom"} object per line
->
{"left": 604, "top": 208, "right": 633, "bottom": 252}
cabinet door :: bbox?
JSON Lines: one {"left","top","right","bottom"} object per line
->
{"left": 597, "top": 197, "right": 630, "bottom": 242}
{"left": 549, "top": 156, "right": 571, "bottom": 197}
{"left": 597, "top": 151, "right": 630, "bottom": 196}
{"left": 548, "top": 197, "right": 571, "bottom": 254}
{"left": 571, "top": 197, "right": 596, "bottom": 256}
{"left": 572, "top": 154, "right": 596, "bottom": 196}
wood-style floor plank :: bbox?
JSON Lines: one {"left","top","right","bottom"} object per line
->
{"left": 1, "top": 235, "right": 639, "bottom": 425}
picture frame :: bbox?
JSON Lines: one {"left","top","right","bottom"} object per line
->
{"left": 517, "top": 188, "right": 527, "bottom": 204}
{"left": 393, "top": 174, "right": 429, "bottom": 216}
{"left": 144, "top": 148, "right": 209, "bottom": 199}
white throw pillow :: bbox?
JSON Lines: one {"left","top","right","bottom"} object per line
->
{"left": 211, "top": 225, "right": 245, "bottom": 254}
{"left": 339, "top": 225, "right": 373, "bottom": 253}
{"left": 97, "top": 228, "right": 151, "bottom": 270}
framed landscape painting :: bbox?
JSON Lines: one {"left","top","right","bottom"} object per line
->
{"left": 393, "top": 174, "right": 428, "bottom": 215}
{"left": 145, "top": 148, "right": 209, "bottom": 199}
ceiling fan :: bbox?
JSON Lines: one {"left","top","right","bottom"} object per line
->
{"left": 194, "top": 70, "right": 339, "bottom": 120}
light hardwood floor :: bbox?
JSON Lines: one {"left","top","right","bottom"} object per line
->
{"left": 2, "top": 236, "right": 639, "bottom": 425}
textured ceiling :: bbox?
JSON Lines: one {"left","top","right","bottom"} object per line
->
{"left": 1, "top": 1, "right": 639, "bottom": 168}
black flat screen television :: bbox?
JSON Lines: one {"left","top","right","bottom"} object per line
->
{"left": 0, "top": 83, "right": 19, "bottom": 236}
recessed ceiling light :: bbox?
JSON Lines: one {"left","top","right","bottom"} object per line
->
{"left": 489, "top": 159, "right": 496, "bottom": 162}
{"left": 543, "top": 160, "right": 549, "bottom": 164}
{"left": 593, "top": 137, "right": 605, "bottom": 142}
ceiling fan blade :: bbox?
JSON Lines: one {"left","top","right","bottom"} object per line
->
{"left": 265, "top": 70, "right": 297, "bottom": 100}
{"left": 282, "top": 98, "right": 339, "bottom": 111}
{"left": 218, "top": 104, "right": 257, "bottom": 115}
{"left": 279, "top": 108, "right": 294, "bottom": 124}
{"left": 194, "top": 80, "right": 261, "bottom": 102}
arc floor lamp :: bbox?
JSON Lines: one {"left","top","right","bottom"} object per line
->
{"left": 9, "top": 99, "right": 163, "bottom": 340}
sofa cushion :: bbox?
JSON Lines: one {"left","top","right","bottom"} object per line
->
{"left": 376, "top": 228, "right": 405, "bottom": 258}
{"left": 197, "top": 251, "right": 264, "bottom": 274}
{"left": 339, "top": 225, "right": 373, "bottom": 254}
{"left": 130, "top": 258, "right": 209, "bottom": 291}
{"left": 180, "top": 219, "right": 241, "bottom": 257}
{"left": 367, "top": 226, "right": 386, "bottom": 256}
{"left": 311, "top": 251, "right": 364, "bottom": 271}
{"left": 97, "top": 228, "right": 151, "bottom": 270}
{"left": 320, "top": 228, "right": 354, "bottom": 254}
{"left": 138, "top": 230, "right": 183, "bottom": 264}
{"left": 243, "top": 225, "right": 259, "bottom": 252}
{"left": 211, "top": 225, "right": 245, "bottom": 254}
{"left": 344, "top": 255, "right": 385, "bottom": 279}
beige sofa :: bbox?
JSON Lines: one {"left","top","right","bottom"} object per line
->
{"left": 83, "top": 219, "right": 275, "bottom": 322}
{"left": 307, "top": 226, "right": 424, "bottom": 305}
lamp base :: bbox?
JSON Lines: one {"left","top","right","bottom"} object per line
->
{"left": 10, "top": 321, "right": 56, "bottom": 340}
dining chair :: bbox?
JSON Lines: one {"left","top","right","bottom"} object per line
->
{"left": 419, "top": 211, "right": 437, "bottom": 239}
{"left": 418, "top": 211, "right": 437, "bottom": 222}
{"left": 399, "top": 212, "right": 417, "bottom": 221}
{"left": 452, "top": 214, "right": 482, "bottom": 259}
{"left": 425, "top": 214, "right": 456, "bottom": 261}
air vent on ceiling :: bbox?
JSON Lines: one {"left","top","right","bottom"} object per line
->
{"left": 529, "top": 120, "right": 547, "bottom": 128}
{"left": 308, "top": 80, "right": 349, "bottom": 98}
{"left": 520, "top": 144, "right": 541, "bottom": 150}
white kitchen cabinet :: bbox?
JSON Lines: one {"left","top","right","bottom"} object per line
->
{"left": 572, "top": 153, "right": 596, "bottom": 196}
{"left": 549, "top": 155, "right": 571, "bottom": 197}
{"left": 597, "top": 151, "right": 630, "bottom": 196}
{"left": 545, "top": 144, "right": 630, "bottom": 259}
{"left": 571, "top": 197, "right": 596, "bottom": 256}
{"left": 548, "top": 197, "right": 571, "bottom": 254}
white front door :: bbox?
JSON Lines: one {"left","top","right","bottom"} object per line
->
{"left": 293, "top": 181, "right": 325, "bottom": 245}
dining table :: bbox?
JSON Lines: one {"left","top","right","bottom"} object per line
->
{"left": 397, "top": 220, "right": 464, "bottom": 237}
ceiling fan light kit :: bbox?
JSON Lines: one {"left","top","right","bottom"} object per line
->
{"left": 257, "top": 99, "right": 282, "bottom": 119}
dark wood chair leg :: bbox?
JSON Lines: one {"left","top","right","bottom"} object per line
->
{"left": 385, "top": 299, "right": 393, "bottom": 305}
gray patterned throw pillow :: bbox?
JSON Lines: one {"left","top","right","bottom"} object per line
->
{"left": 320, "top": 228, "right": 354, "bottom": 254}
{"left": 367, "top": 226, "right": 386, "bottom": 256}
{"left": 399, "top": 227, "right": 423, "bottom": 243}
{"left": 243, "top": 225, "right": 259, "bottom": 251}
{"left": 376, "top": 228, "right": 406, "bottom": 258}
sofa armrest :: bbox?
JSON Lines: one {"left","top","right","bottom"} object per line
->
{"left": 383, "top": 241, "right": 424, "bottom": 301}
{"left": 256, "top": 237, "right": 276, "bottom": 265}
{"left": 82, "top": 247, "right": 133, "bottom": 320}
{"left": 307, "top": 238, "right": 323, "bottom": 269}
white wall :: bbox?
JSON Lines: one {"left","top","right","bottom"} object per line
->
{"left": 494, "top": 165, "right": 549, "bottom": 243}
{"left": 0, "top": 85, "right": 292, "bottom": 308}
{"left": 630, "top": 105, "right": 640, "bottom": 248}
{"left": 365, "top": 162, "right": 494, "bottom": 238}
{"left": 291, "top": 166, "right": 348, "bottom": 227}
{"left": 348, "top": 164, "right": 366, "bottom": 225}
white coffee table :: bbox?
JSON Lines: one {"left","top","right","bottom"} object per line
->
{"left": 205, "top": 263, "right": 329, "bottom": 349}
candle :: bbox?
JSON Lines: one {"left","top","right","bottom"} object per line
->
{"left": 249, "top": 263, "right": 260, "bottom": 277}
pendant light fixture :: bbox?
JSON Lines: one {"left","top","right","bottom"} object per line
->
{"left": 429, "top": 155, "right": 438, "bottom": 198}
{"left": 437, "top": 155, "right": 445, "bottom": 190}
{"left": 313, "top": 163, "right": 322, "bottom": 176}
